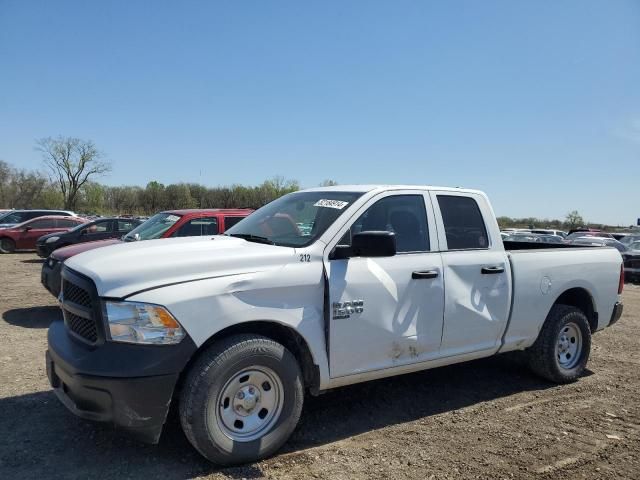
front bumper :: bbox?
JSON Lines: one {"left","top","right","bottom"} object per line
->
{"left": 41, "top": 258, "right": 63, "bottom": 298}
{"left": 609, "top": 302, "right": 623, "bottom": 327}
{"left": 46, "top": 320, "right": 197, "bottom": 443}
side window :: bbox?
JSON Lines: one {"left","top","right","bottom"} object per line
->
{"left": 342, "top": 195, "right": 429, "bottom": 253}
{"left": 84, "top": 220, "right": 112, "bottom": 232}
{"left": 26, "top": 212, "right": 44, "bottom": 220}
{"left": 117, "top": 220, "right": 136, "bottom": 232}
{"left": 172, "top": 217, "right": 219, "bottom": 237}
{"left": 28, "top": 219, "right": 56, "bottom": 229}
{"left": 2, "top": 212, "right": 26, "bottom": 223}
{"left": 437, "top": 195, "right": 489, "bottom": 250}
{"left": 224, "top": 216, "right": 244, "bottom": 230}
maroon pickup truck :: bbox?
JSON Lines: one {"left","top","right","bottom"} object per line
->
{"left": 41, "top": 208, "right": 252, "bottom": 297}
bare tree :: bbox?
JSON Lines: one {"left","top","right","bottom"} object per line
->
{"left": 37, "top": 136, "right": 111, "bottom": 210}
{"left": 565, "top": 210, "right": 584, "bottom": 229}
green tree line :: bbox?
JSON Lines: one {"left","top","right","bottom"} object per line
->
{"left": 0, "top": 159, "right": 300, "bottom": 214}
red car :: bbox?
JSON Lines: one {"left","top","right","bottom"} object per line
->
{"left": 41, "top": 208, "right": 253, "bottom": 297}
{"left": 0, "top": 216, "right": 87, "bottom": 254}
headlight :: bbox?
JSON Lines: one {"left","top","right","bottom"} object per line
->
{"left": 45, "top": 236, "right": 60, "bottom": 243}
{"left": 104, "top": 301, "right": 185, "bottom": 345}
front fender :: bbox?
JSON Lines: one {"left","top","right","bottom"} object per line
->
{"left": 126, "top": 261, "right": 329, "bottom": 387}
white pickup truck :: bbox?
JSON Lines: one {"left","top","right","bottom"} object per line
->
{"left": 46, "top": 185, "right": 624, "bottom": 465}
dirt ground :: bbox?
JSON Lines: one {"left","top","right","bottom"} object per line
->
{"left": 0, "top": 252, "right": 639, "bottom": 480}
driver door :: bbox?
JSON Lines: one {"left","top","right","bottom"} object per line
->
{"left": 325, "top": 191, "right": 445, "bottom": 378}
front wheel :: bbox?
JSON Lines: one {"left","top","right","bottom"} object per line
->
{"left": 526, "top": 305, "right": 591, "bottom": 383}
{"left": 179, "top": 334, "right": 304, "bottom": 465}
{"left": 0, "top": 238, "right": 16, "bottom": 254}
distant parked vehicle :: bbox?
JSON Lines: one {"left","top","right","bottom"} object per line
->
{"left": 41, "top": 208, "right": 253, "bottom": 297}
{"left": 536, "top": 234, "right": 564, "bottom": 244}
{"left": 0, "top": 216, "right": 87, "bottom": 253}
{"left": 35, "top": 217, "right": 142, "bottom": 258}
{"left": 620, "top": 235, "right": 640, "bottom": 246}
{"left": 620, "top": 243, "right": 640, "bottom": 283}
{"left": 504, "top": 233, "right": 540, "bottom": 242}
{"left": 569, "top": 236, "right": 625, "bottom": 251}
{"left": 0, "top": 209, "right": 77, "bottom": 229}
{"left": 565, "top": 231, "right": 614, "bottom": 242}
{"left": 530, "top": 229, "right": 567, "bottom": 238}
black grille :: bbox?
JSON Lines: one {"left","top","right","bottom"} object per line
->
{"left": 62, "top": 275, "right": 99, "bottom": 344}
{"left": 66, "top": 311, "right": 98, "bottom": 343}
{"left": 63, "top": 281, "right": 92, "bottom": 309}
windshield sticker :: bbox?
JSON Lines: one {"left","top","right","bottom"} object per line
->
{"left": 166, "top": 215, "right": 180, "bottom": 222}
{"left": 314, "top": 199, "right": 349, "bottom": 210}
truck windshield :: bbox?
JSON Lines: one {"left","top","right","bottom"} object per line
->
{"left": 123, "top": 213, "right": 182, "bottom": 241}
{"left": 225, "top": 191, "right": 363, "bottom": 247}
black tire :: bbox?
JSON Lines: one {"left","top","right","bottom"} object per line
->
{"left": 179, "top": 334, "right": 304, "bottom": 465}
{"left": 526, "top": 305, "right": 591, "bottom": 383}
{"left": 0, "top": 238, "right": 15, "bottom": 254}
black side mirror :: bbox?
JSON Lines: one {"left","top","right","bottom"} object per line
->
{"left": 23, "top": 226, "right": 32, "bottom": 232}
{"left": 331, "top": 231, "right": 396, "bottom": 259}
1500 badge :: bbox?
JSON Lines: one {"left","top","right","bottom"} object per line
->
{"left": 332, "top": 300, "right": 364, "bottom": 320}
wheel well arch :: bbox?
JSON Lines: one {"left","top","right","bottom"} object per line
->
{"left": 553, "top": 287, "right": 598, "bottom": 332}
{"left": 178, "top": 320, "right": 321, "bottom": 395}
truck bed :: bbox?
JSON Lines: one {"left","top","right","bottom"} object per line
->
{"left": 500, "top": 243, "right": 622, "bottom": 353}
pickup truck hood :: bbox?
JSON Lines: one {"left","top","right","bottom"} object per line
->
{"left": 64, "top": 235, "right": 295, "bottom": 298}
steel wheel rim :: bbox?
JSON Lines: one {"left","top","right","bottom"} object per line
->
{"left": 211, "top": 365, "right": 284, "bottom": 442}
{"left": 556, "top": 322, "right": 582, "bottom": 369}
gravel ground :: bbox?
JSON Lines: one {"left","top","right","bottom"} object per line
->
{"left": 0, "top": 252, "right": 639, "bottom": 479}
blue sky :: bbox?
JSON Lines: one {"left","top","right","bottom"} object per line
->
{"left": 1, "top": 0, "right": 638, "bottom": 225}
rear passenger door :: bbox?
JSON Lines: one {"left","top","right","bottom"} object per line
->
{"left": 430, "top": 192, "right": 511, "bottom": 356}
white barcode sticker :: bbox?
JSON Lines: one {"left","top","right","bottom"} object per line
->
{"left": 314, "top": 199, "right": 349, "bottom": 210}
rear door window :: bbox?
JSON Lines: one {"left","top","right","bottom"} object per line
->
{"left": 437, "top": 195, "right": 489, "bottom": 250}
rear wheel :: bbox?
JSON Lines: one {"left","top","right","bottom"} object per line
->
{"left": 0, "top": 238, "right": 15, "bottom": 254}
{"left": 179, "top": 334, "right": 304, "bottom": 465}
{"left": 526, "top": 305, "right": 591, "bottom": 383}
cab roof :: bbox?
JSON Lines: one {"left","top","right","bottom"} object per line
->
{"left": 301, "top": 184, "right": 484, "bottom": 195}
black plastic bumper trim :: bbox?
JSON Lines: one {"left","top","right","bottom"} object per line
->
{"left": 47, "top": 320, "right": 197, "bottom": 443}
{"left": 609, "top": 302, "right": 623, "bottom": 327}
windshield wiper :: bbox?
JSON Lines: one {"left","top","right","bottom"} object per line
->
{"left": 226, "top": 233, "right": 275, "bottom": 245}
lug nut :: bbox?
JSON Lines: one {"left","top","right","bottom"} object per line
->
{"left": 237, "top": 391, "right": 245, "bottom": 399}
